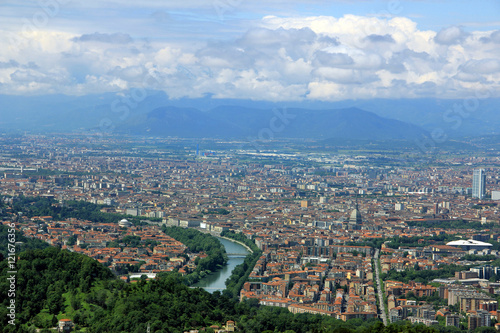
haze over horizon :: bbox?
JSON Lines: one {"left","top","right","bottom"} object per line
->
{"left": 1, "top": 0, "right": 500, "bottom": 102}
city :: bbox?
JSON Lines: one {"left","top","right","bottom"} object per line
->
{"left": 2, "top": 0, "right": 500, "bottom": 331}
{"left": 1, "top": 134, "right": 500, "bottom": 331}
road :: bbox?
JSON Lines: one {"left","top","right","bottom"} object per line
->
{"left": 374, "top": 249, "right": 388, "bottom": 325}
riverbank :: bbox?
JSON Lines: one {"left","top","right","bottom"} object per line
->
{"left": 197, "top": 228, "right": 255, "bottom": 253}
{"left": 217, "top": 235, "right": 254, "bottom": 253}
{"left": 192, "top": 236, "right": 250, "bottom": 292}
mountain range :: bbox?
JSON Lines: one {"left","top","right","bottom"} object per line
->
{"left": 117, "top": 105, "right": 426, "bottom": 140}
{"left": 1, "top": 91, "right": 498, "bottom": 140}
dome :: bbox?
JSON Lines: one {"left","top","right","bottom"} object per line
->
{"left": 446, "top": 239, "right": 492, "bottom": 248}
{"left": 118, "top": 219, "right": 133, "bottom": 227}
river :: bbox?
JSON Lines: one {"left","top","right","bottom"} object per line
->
{"left": 192, "top": 237, "right": 250, "bottom": 293}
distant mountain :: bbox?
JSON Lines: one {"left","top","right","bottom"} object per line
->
{"left": 0, "top": 91, "right": 170, "bottom": 132}
{"left": 1, "top": 92, "right": 498, "bottom": 138}
{"left": 117, "top": 105, "right": 428, "bottom": 140}
{"left": 117, "top": 106, "right": 242, "bottom": 138}
{"left": 331, "top": 98, "right": 500, "bottom": 138}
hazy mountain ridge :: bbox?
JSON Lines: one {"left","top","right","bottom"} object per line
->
{"left": 1, "top": 92, "right": 498, "bottom": 139}
{"left": 118, "top": 105, "right": 428, "bottom": 140}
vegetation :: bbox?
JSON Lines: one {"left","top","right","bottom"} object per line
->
{"left": 0, "top": 224, "right": 50, "bottom": 258}
{"left": 403, "top": 291, "right": 448, "bottom": 308}
{"left": 221, "top": 230, "right": 259, "bottom": 253}
{"left": 1, "top": 243, "right": 443, "bottom": 333}
{"left": 384, "top": 234, "right": 460, "bottom": 249}
{"left": 381, "top": 264, "right": 467, "bottom": 284}
{"left": 0, "top": 246, "right": 114, "bottom": 331}
{"left": 219, "top": 231, "right": 263, "bottom": 297}
{"left": 346, "top": 238, "right": 385, "bottom": 249}
{"left": 405, "top": 219, "right": 496, "bottom": 231}
{"left": 205, "top": 208, "right": 230, "bottom": 215}
{"left": 1, "top": 224, "right": 485, "bottom": 332}
{"left": 2, "top": 195, "right": 161, "bottom": 225}
{"left": 461, "top": 254, "right": 497, "bottom": 261}
{"left": 161, "top": 226, "right": 228, "bottom": 285}
{"left": 2, "top": 199, "right": 485, "bottom": 332}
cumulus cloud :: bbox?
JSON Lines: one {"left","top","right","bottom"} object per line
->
{"left": 0, "top": 14, "right": 499, "bottom": 100}
{"left": 434, "top": 26, "right": 468, "bottom": 45}
{"left": 480, "top": 30, "right": 500, "bottom": 44}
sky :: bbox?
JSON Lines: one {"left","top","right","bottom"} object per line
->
{"left": 1, "top": 0, "right": 500, "bottom": 101}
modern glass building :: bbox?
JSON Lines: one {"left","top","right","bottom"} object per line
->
{"left": 472, "top": 169, "right": 486, "bottom": 199}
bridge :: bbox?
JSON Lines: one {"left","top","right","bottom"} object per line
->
{"left": 190, "top": 287, "right": 223, "bottom": 290}
{"left": 226, "top": 253, "right": 248, "bottom": 256}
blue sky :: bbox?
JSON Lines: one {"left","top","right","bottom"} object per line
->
{"left": 1, "top": 0, "right": 499, "bottom": 100}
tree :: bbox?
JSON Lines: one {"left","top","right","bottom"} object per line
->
{"left": 67, "top": 235, "right": 77, "bottom": 246}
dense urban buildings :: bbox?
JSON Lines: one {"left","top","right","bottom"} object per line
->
{"left": 2, "top": 134, "right": 500, "bottom": 331}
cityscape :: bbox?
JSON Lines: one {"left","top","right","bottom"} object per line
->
{"left": 2, "top": 0, "right": 500, "bottom": 332}
{"left": 1, "top": 134, "right": 500, "bottom": 331}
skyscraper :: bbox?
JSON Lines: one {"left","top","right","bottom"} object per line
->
{"left": 472, "top": 169, "right": 486, "bottom": 199}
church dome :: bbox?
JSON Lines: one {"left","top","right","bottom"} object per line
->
{"left": 118, "top": 218, "right": 133, "bottom": 227}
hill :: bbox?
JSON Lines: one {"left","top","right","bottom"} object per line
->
{"left": 118, "top": 105, "right": 427, "bottom": 140}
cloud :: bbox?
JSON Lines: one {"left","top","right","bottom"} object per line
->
{"left": 434, "top": 26, "right": 468, "bottom": 45}
{"left": 364, "top": 34, "right": 395, "bottom": 43}
{"left": 10, "top": 68, "right": 70, "bottom": 85}
{"left": 0, "top": 60, "right": 19, "bottom": 69}
{"left": 72, "top": 32, "right": 133, "bottom": 44}
{"left": 480, "top": 30, "right": 500, "bottom": 44}
{"left": 460, "top": 59, "right": 500, "bottom": 74}
{"left": 312, "top": 51, "right": 354, "bottom": 67}
{"left": 0, "top": 14, "right": 499, "bottom": 100}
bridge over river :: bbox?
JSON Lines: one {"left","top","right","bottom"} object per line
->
{"left": 192, "top": 237, "right": 250, "bottom": 292}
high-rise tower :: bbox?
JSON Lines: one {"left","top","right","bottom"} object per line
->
{"left": 472, "top": 169, "right": 486, "bottom": 199}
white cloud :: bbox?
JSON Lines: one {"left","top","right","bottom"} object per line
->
{"left": 461, "top": 59, "right": 500, "bottom": 74}
{"left": 0, "top": 14, "right": 499, "bottom": 100}
{"left": 307, "top": 81, "right": 344, "bottom": 100}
